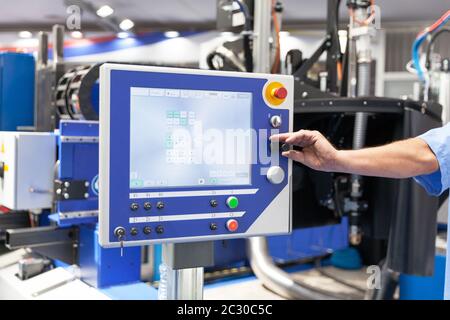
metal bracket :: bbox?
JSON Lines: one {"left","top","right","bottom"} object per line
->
{"left": 5, "top": 226, "right": 78, "bottom": 265}
{"left": 54, "top": 179, "right": 89, "bottom": 201}
{"left": 0, "top": 212, "right": 31, "bottom": 241}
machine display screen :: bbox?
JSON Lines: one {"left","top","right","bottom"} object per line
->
{"left": 129, "top": 87, "right": 253, "bottom": 189}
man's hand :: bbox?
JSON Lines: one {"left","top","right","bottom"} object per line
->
{"left": 270, "top": 129, "right": 439, "bottom": 179}
{"left": 270, "top": 130, "right": 339, "bottom": 172}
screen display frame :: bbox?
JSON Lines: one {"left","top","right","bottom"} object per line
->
{"left": 128, "top": 86, "right": 254, "bottom": 190}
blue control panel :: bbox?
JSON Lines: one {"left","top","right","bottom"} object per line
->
{"left": 99, "top": 64, "right": 293, "bottom": 247}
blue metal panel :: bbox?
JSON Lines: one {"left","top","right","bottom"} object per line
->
{"left": 399, "top": 253, "right": 445, "bottom": 300}
{"left": 107, "top": 70, "right": 290, "bottom": 243}
{"left": 56, "top": 121, "right": 99, "bottom": 226}
{"left": 79, "top": 224, "right": 141, "bottom": 288}
{"left": 100, "top": 282, "right": 158, "bottom": 300}
{"left": 0, "top": 53, "right": 34, "bottom": 130}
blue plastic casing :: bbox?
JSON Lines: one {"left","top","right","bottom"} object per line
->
{"left": 99, "top": 64, "right": 293, "bottom": 247}
{"left": 0, "top": 53, "right": 34, "bottom": 130}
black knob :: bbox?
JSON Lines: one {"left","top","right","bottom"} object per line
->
{"left": 144, "top": 202, "right": 152, "bottom": 210}
{"left": 156, "top": 225, "right": 164, "bottom": 234}
{"left": 114, "top": 226, "right": 126, "bottom": 238}
{"left": 280, "top": 143, "right": 291, "bottom": 152}
{"left": 143, "top": 226, "right": 151, "bottom": 235}
{"left": 210, "top": 199, "right": 218, "bottom": 207}
{"left": 130, "top": 227, "right": 138, "bottom": 236}
{"left": 156, "top": 201, "right": 164, "bottom": 209}
{"left": 130, "top": 203, "right": 139, "bottom": 211}
{"left": 210, "top": 223, "right": 218, "bottom": 231}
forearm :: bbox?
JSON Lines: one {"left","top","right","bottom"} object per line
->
{"left": 334, "top": 138, "right": 439, "bottom": 178}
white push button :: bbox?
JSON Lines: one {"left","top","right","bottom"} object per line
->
{"left": 270, "top": 115, "right": 282, "bottom": 128}
{"left": 266, "top": 166, "right": 285, "bottom": 184}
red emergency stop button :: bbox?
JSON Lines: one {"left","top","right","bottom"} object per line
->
{"left": 226, "top": 219, "right": 239, "bottom": 232}
{"left": 272, "top": 87, "right": 287, "bottom": 99}
{"left": 265, "top": 81, "right": 288, "bottom": 106}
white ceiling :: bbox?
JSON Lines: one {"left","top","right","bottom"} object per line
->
{"left": 1, "top": 0, "right": 448, "bottom": 31}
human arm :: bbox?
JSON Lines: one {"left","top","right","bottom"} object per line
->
{"left": 270, "top": 130, "right": 439, "bottom": 179}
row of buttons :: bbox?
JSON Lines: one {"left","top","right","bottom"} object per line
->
{"left": 116, "top": 218, "right": 239, "bottom": 239}
{"left": 130, "top": 196, "right": 239, "bottom": 212}
{"left": 130, "top": 201, "right": 164, "bottom": 211}
{"left": 128, "top": 225, "right": 164, "bottom": 236}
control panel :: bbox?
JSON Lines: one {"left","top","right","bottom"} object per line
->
{"left": 99, "top": 64, "right": 293, "bottom": 247}
{"left": 0, "top": 132, "right": 55, "bottom": 210}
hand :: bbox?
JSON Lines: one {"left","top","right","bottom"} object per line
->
{"left": 270, "top": 130, "right": 339, "bottom": 172}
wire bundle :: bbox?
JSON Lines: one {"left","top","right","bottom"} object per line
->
{"left": 412, "top": 10, "right": 450, "bottom": 82}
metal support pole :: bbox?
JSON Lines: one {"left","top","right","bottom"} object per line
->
{"left": 158, "top": 241, "right": 214, "bottom": 300}
{"left": 252, "top": 0, "right": 272, "bottom": 73}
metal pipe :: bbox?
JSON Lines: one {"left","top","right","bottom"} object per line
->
{"left": 248, "top": 237, "right": 339, "bottom": 300}
{"left": 52, "top": 25, "right": 64, "bottom": 68}
{"left": 37, "top": 32, "right": 48, "bottom": 67}
{"left": 252, "top": 0, "right": 272, "bottom": 73}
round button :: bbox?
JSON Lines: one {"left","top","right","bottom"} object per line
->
{"left": 266, "top": 166, "right": 285, "bottom": 184}
{"left": 156, "top": 201, "right": 164, "bottom": 209}
{"left": 156, "top": 225, "right": 164, "bottom": 234}
{"left": 144, "top": 202, "right": 152, "bottom": 210}
{"left": 226, "top": 219, "right": 239, "bottom": 232}
{"left": 226, "top": 196, "right": 239, "bottom": 209}
{"left": 143, "top": 226, "right": 151, "bottom": 235}
{"left": 210, "top": 222, "right": 218, "bottom": 231}
{"left": 130, "top": 227, "right": 138, "bottom": 236}
{"left": 272, "top": 87, "right": 287, "bottom": 99}
{"left": 130, "top": 203, "right": 139, "bottom": 211}
{"left": 210, "top": 199, "right": 218, "bottom": 208}
{"left": 270, "top": 115, "right": 282, "bottom": 128}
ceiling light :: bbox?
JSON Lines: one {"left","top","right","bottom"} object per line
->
{"left": 164, "top": 31, "right": 180, "bottom": 38}
{"left": 18, "top": 31, "right": 33, "bottom": 39}
{"left": 71, "top": 31, "right": 83, "bottom": 39}
{"left": 279, "top": 31, "right": 290, "bottom": 37}
{"left": 117, "top": 32, "right": 130, "bottom": 39}
{"left": 119, "top": 19, "right": 134, "bottom": 31}
{"left": 96, "top": 5, "right": 114, "bottom": 17}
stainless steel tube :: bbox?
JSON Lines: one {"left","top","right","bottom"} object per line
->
{"left": 248, "top": 237, "right": 340, "bottom": 300}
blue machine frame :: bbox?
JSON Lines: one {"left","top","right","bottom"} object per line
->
{"left": 99, "top": 64, "right": 294, "bottom": 247}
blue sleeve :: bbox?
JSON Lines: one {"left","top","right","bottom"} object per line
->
{"left": 414, "top": 123, "right": 450, "bottom": 196}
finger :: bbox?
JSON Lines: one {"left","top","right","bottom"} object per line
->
{"left": 282, "top": 150, "right": 305, "bottom": 163}
{"left": 270, "top": 132, "right": 292, "bottom": 142}
{"left": 285, "top": 130, "right": 317, "bottom": 147}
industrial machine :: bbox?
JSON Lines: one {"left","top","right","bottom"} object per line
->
{"left": 0, "top": 0, "right": 446, "bottom": 301}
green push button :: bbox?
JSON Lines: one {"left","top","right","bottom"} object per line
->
{"left": 226, "top": 196, "right": 239, "bottom": 209}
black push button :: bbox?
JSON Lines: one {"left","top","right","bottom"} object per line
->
{"left": 130, "top": 203, "right": 139, "bottom": 211}
{"left": 156, "top": 201, "right": 164, "bottom": 209}
{"left": 130, "top": 227, "right": 138, "bottom": 236}
{"left": 210, "top": 199, "right": 218, "bottom": 207}
{"left": 144, "top": 202, "right": 152, "bottom": 210}
{"left": 280, "top": 143, "right": 291, "bottom": 152}
{"left": 156, "top": 225, "right": 164, "bottom": 234}
{"left": 143, "top": 226, "right": 151, "bottom": 235}
{"left": 210, "top": 222, "right": 218, "bottom": 231}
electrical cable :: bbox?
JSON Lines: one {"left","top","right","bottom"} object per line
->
{"left": 425, "top": 27, "right": 450, "bottom": 70}
{"left": 412, "top": 10, "right": 450, "bottom": 82}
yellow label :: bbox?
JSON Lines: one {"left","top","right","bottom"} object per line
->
{"left": 1, "top": 143, "right": 4, "bottom": 153}
{"left": 3, "top": 164, "right": 8, "bottom": 172}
